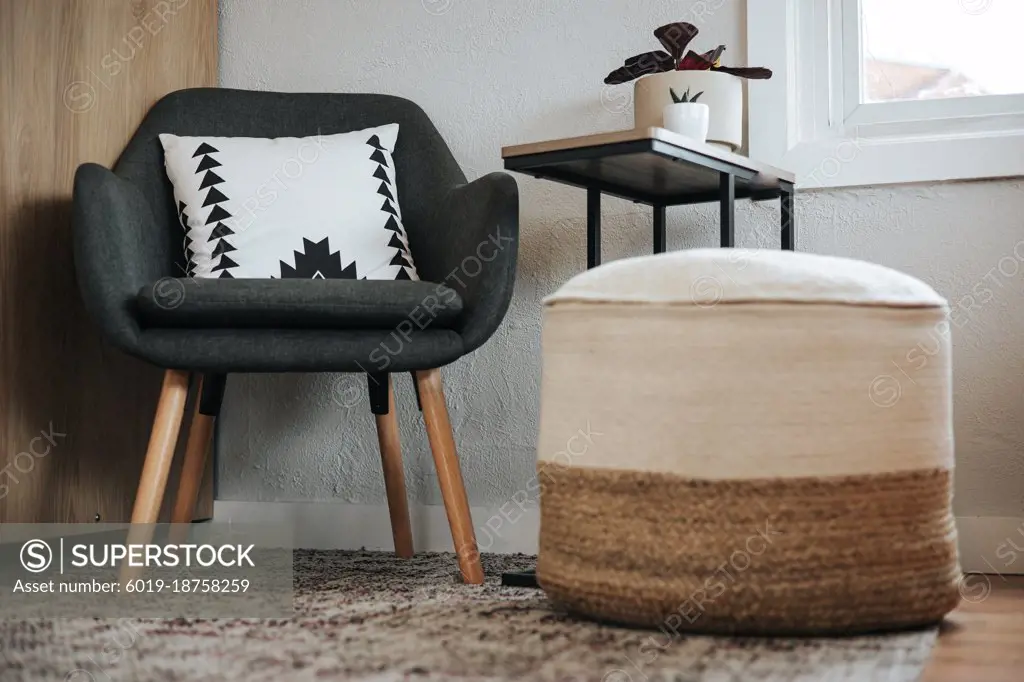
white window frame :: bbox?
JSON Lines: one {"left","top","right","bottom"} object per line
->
{"left": 747, "top": 0, "right": 1024, "bottom": 189}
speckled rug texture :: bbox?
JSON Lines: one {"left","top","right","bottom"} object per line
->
{"left": 1, "top": 550, "right": 937, "bottom": 681}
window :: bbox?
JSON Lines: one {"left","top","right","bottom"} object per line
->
{"left": 861, "top": 0, "right": 1024, "bottom": 103}
{"left": 748, "top": 0, "right": 1024, "bottom": 188}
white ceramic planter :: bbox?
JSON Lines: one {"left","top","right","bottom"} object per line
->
{"left": 662, "top": 102, "right": 710, "bottom": 143}
{"left": 634, "top": 71, "right": 743, "bottom": 150}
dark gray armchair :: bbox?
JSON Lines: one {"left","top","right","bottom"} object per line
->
{"left": 72, "top": 88, "right": 518, "bottom": 583}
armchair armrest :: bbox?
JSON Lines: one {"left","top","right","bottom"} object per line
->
{"left": 418, "top": 172, "right": 519, "bottom": 354}
{"left": 72, "top": 163, "right": 167, "bottom": 352}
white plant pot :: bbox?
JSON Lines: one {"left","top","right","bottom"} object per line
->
{"left": 662, "top": 103, "right": 710, "bottom": 143}
{"left": 634, "top": 70, "right": 743, "bottom": 150}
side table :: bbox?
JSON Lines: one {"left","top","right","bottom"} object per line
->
{"left": 502, "top": 126, "right": 797, "bottom": 267}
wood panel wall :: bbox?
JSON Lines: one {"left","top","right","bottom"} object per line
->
{"left": 0, "top": 0, "right": 218, "bottom": 524}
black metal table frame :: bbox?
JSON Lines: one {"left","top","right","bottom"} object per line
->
{"left": 505, "top": 138, "right": 796, "bottom": 269}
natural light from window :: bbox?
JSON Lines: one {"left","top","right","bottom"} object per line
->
{"left": 861, "top": 0, "right": 1024, "bottom": 103}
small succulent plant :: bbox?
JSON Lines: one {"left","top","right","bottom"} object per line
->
{"left": 605, "top": 21, "right": 772, "bottom": 85}
{"left": 670, "top": 87, "right": 703, "bottom": 104}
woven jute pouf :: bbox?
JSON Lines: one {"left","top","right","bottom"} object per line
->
{"left": 536, "top": 249, "right": 961, "bottom": 635}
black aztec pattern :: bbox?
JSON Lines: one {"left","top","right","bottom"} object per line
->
{"left": 177, "top": 200, "right": 196, "bottom": 276}
{"left": 192, "top": 143, "right": 238, "bottom": 279}
{"left": 278, "top": 237, "right": 359, "bottom": 279}
{"left": 368, "top": 134, "right": 415, "bottom": 280}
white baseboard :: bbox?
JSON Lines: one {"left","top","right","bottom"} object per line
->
{"left": 214, "top": 502, "right": 1024, "bottom": 574}
{"left": 954, "top": 516, "right": 1024, "bottom": 574}
{"left": 214, "top": 500, "right": 540, "bottom": 555}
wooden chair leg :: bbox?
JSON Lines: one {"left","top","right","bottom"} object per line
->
{"left": 171, "top": 377, "right": 215, "bottom": 525}
{"left": 122, "top": 369, "right": 189, "bottom": 584}
{"left": 374, "top": 375, "right": 414, "bottom": 558}
{"left": 129, "top": 369, "right": 190, "bottom": 525}
{"left": 414, "top": 368, "right": 484, "bottom": 584}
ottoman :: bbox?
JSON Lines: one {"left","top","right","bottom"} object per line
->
{"left": 535, "top": 249, "right": 961, "bottom": 635}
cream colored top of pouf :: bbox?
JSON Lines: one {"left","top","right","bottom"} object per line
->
{"left": 537, "top": 249, "right": 953, "bottom": 481}
{"left": 544, "top": 248, "right": 945, "bottom": 308}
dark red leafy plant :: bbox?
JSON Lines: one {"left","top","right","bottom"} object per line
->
{"left": 604, "top": 22, "right": 773, "bottom": 85}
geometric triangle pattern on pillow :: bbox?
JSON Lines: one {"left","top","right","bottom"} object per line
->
{"left": 191, "top": 144, "right": 238, "bottom": 279}
{"left": 367, "top": 133, "right": 416, "bottom": 281}
{"left": 159, "top": 123, "right": 420, "bottom": 282}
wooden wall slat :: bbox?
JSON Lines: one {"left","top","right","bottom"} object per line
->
{"left": 0, "top": 0, "right": 218, "bottom": 524}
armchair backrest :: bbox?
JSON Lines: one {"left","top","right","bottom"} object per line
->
{"left": 116, "top": 88, "right": 466, "bottom": 278}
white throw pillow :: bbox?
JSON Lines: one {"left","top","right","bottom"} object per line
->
{"left": 158, "top": 124, "right": 418, "bottom": 281}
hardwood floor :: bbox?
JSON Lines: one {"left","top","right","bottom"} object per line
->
{"left": 921, "top": 574, "right": 1024, "bottom": 681}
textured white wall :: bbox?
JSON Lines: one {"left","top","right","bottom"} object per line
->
{"left": 216, "top": 0, "right": 1024, "bottom": 517}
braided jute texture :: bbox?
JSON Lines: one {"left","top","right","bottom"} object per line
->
{"left": 537, "top": 464, "right": 960, "bottom": 636}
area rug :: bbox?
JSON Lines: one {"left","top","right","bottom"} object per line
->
{"left": 1, "top": 550, "right": 936, "bottom": 681}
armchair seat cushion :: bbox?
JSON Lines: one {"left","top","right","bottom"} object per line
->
{"left": 137, "top": 278, "right": 462, "bottom": 330}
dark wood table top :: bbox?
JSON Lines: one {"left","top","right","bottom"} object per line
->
{"left": 502, "top": 127, "right": 795, "bottom": 206}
